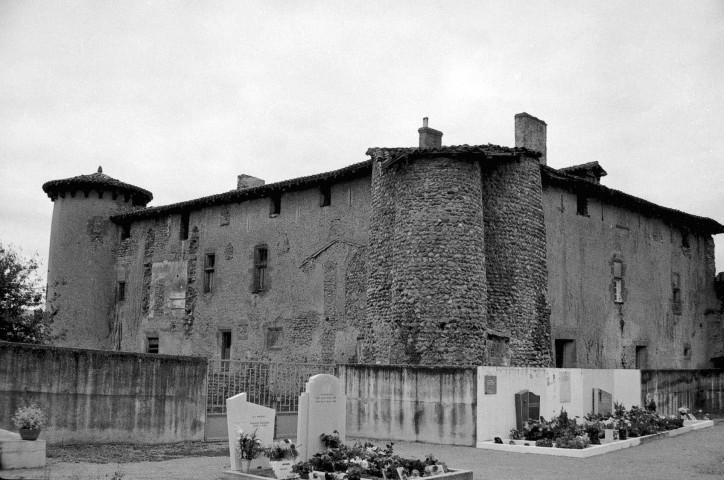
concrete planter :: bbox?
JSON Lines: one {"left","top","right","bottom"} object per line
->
{"left": 223, "top": 468, "right": 474, "bottom": 480}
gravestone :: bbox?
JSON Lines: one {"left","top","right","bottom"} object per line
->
{"left": 484, "top": 375, "right": 497, "bottom": 395}
{"left": 592, "top": 388, "right": 613, "bottom": 415}
{"left": 296, "top": 374, "right": 346, "bottom": 461}
{"left": 226, "top": 393, "right": 276, "bottom": 471}
{"left": 514, "top": 389, "right": 540, "bottom": 431}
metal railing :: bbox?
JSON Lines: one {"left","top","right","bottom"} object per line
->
{"left": 206, "top": 359, "right": 336, "bottom": 414}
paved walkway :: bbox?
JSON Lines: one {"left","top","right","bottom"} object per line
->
{"left": 2, "top": 421, "right": 722, "bottom": 480}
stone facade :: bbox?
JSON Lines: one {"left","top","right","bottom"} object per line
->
{"left": 42, "top": 115, "right": 724, "bottom": 368}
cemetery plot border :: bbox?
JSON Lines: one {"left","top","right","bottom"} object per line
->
{"left": 222, "top": 468, "right": 474, "bottom": 480}
{"left": 476, "top": 420, "right": 714, "bottom": 458}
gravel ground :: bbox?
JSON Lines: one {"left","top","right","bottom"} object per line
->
{"left": 2, "top": 420, "right": 722, "bottom": 480}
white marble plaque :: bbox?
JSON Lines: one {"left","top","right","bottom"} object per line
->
{"left": 296, "top": 374, "right": 346, "bottom": 461}
{"left": 226, "top": 393, "right": 276, "bottom": 471}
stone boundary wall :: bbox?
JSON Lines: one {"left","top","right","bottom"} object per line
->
{"left": 340, "top": 364, "right": 477, "bottom": 446}
{"left": 641, "top": 369, "right": 724, "bottom": 416}
{"left": 0, "top": 342, "right": 207, "bottom": 444}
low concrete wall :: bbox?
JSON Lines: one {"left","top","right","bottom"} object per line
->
{"left": 0, "top": 342, "right": 207, "bottom": 444}
{"left": 477, "top": 367, "right": 640, "bottom": 442}
{"left": 340, "top": 365, "right": 477, "bottom": 446}
{"left": 641, "top": 369, "right": 724, "bottom": 416}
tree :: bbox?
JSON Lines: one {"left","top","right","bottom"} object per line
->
{"left": 0, "top": 243, "right": 55, "bottom": 344}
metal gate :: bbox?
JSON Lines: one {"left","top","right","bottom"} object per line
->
{"left": 205, "top": 359, "right": 335, "bottom": 441}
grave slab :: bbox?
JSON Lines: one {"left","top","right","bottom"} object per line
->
{"left": 296, "top": 374, "right": 346, "bottom": 461}
{"left": 592, "top": 388, "right": 613, "bottom": 415}
{"left": 226, "top": 393, "right": 275, "bottom": 471}
{"left": 514, "top": 390, "right": 540, "bottom": 431}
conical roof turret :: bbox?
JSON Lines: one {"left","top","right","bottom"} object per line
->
{"left": 42, "top": 166, "right": 153, "bottom": 206}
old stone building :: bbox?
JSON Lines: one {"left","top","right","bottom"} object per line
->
{"left": 42, "top": 113, "right": 724, "bottom": 369}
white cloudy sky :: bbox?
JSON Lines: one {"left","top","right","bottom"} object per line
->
{"left": 1, "top": 0, "right": 723, "bottom": 280}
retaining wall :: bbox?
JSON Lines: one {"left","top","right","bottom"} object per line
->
{"left": 0, "top": 342, "right": 207, "bottom": 444}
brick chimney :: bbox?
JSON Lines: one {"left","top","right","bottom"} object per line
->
{"left": 418, "top": 117, "right": 443, "bottom": 148}
{"left": 515, "top": 112, "right": 547, "bottom": 165}
{"left": 237, "top": 174, "right": 265, "bottom": 190}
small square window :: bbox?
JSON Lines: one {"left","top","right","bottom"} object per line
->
{"left": 117, "top": 281, "right": 126, "bottom": 302}
{"left": 266, "top": 327, "right": 283, "bottom": 350}
{"left": 121, "top": 223, "right": 131, "bottom": 240}
{"left": 635, "top": 346, "right": 648, "bottom": 369}
{"left": 147, "top": 337, "right": 159, "bottom": 354}
{"left": 555, "top": 339, "right": 576, "bottom": 368}
{"left": 576, "top": 194, "right": 588, "bottom": 216}
{"left": 270, "top": 194, "right": 281, "bottom": 216}
{"left": 203, "top": 254, "right": 215, "bottom": 293}
{"left": 320, "top": 185, "right": 331, "bottom": 207}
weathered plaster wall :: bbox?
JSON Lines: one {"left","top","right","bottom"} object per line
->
{"left": 0, "top": 342, "right": 206, "bottom": 444}
{"left": 544, "top": 185, "right": 719, "bottom": 368}
{"left": 366, "top": 156, "right": 488, "bottom": 365}
{"left": 115, "top": 176, "right": 371, "bottom": 363}
{"left": 341, "top": 364, "right": 477, "bottom": 446}
{"left": 482, "top": 157, "right": 552, "bottom": 366}
{"left": 47, "top": 191, "right": 136, "bottom": 350}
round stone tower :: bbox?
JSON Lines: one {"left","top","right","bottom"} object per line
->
{"left": 42, "top": 167, "right": 152, "bottom": 349}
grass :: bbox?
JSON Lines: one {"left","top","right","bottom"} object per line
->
{"left": 47, "top": 441, "right": 230, "bottom": 463}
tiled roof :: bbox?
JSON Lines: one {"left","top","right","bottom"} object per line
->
{"left": 111, "top": 159, "right": 372, "bottom": 222}
{"left": 558, "top": 161, "right": 608, "bottom": 178}
{"left": 542, "top": 165, "right": 724, "bottom": 234}
{"left": 42, "top": 167, "right": 153, "bottom": 206}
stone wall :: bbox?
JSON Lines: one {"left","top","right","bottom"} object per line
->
{"left": 543, "top": 185, "right": 720, "bottom": 368}
{"left": 0, "top": 342, "right": 206, "bottom": 444}
{"left": 366, "top": 153, "right": 488, "bottom": 365}
{"left": 482, "top": 156, "right": 552, "bottom": 366}
{"left": 114, "top": 176, "right": 371, "bottom": 363}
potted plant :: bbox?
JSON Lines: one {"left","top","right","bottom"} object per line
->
{"left": 11, "top": 401, "right": 47, "bottom": 441}
{"left": 264, "top": 438, "right": 299, "bottom": 479}
{"left": 235, "top": 428, "right": 263, "bottom": 472}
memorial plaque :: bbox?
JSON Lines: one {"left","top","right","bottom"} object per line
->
{"left": 592, "top": 388, "right": 613, "bottom": 415}
{"left": 559, "top": 371, "right": 571, "bottom": 403}
{"left": 514, "top": 389, "right": 540, "bottom": 431}
{"left": 484, "top": 375, "right": 497, "bottom": 395}
{"left": 296, "top": 374, "right": 346, "bottom": 461}
{"left": 226, "top": 393, "right": 275, "bottom": 471}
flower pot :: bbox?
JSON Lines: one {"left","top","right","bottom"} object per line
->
{"left": 239, "top": 459, "right": 251, "bottom": 473}
{"left": 270, "top": 460, "right": 296, "bottom": 479}
{"left": 602, "top": 428, "right": 615, "bottom": 444}
{"left": 19, "top": 428, "right": 40, "bottom": 441}
{"left": 618, "top": 428, "right": 628, "bottom": 440}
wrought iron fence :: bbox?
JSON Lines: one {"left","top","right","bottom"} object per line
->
{"left": 206, "top": 359, "right": 336, "bottom": 414}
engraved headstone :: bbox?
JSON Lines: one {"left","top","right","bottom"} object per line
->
{"left": 226, "top": 393, "right": 275, "bottom": 471}
{"left": 514, "top": 389, "right": 540, "bottom": 431}
{"left": 592, "top": 388, "right": 613, "bottom": 416}
{"left": 484, "top": 375, "right": 497, "bottom": 395}
{"left": 296, "top": 374, "right": 346, "bottom": 461}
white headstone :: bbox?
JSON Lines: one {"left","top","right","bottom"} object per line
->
{"left": 296, "top": 374, "right": 346, "bottom": 461}
{"left": 226, "top": 393, "right": 276, "bottom": 471}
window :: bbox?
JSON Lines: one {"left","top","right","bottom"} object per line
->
{"left": 672, "top": 272, "right": 681, "bottom": 314}
{"left": 683, "top": 343, "right": 691, "bottom": 359}
{"left": 220, "top": 331, "right": 232, "bottom": 360}
{"left": 266, "top": 326, "right": 283, "bottom": 350}
{"left": 253, "top": 245, "right": 268, "bottom": 292}
{"left": 320, "top": 185, "right": 331, "bottom": 207}
{"left": 117, "top": 281, "right": 126, "bottom": 302}
{"left": 555, "top": 339, "right": 576, "bottom": 368}
{"left": 147, "top": 337, "right": 159, "bottom": 354}
{"left": 180, "top": 212, "right": 190, "bottom": 240}
{"left": 576, "top": 194, "right": 588, "bottom": 216}
{"left": 613, "top": 260, "right": 624, "bottom": 303}
{"left": 203, "top": 254, "right": 215, "bottom": 293}
{"left": 635, "top": 346, "right": 648, "bottom": 369}
{"left": 120, "top": 223, "right": 131, "bottom": 240}
{"left": 270, "top": 194, "right": 281, "bottom": 216}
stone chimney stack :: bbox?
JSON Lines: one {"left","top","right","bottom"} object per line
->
{"left": 237, "top": 174, "right": 265, "bottom": 190}
{"left": 515, "top": 112, "right": 547, "bottom": 165}
{"left": 418, "top": 117, "right": 443, "bottom": 149}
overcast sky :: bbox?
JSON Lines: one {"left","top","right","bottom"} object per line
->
{"left": 1, "top": 0, "right": 723, "bottom": 282}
